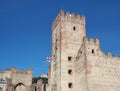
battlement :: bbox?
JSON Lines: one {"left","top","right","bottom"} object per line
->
{"left": 84, "top": 37, "right": 120, "bottom": 59}
{"left": 84, "top": 37, "right": 100, "bottom": 46}
{"left": 105, "top": 52, "right": 120, "bottom": 58}
{"left": 5, "top": 67, "right": 32, "bottom": 74}
{"left": 52, "top": 10, "right": 86, "bottom": 30}
{"left": 0, "top": 70, "right": 3, "bottom": 73}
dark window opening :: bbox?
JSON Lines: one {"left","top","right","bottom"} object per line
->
{"left": 68, "top": 69, "right": 72, "bottom": 75}
{"left": 80, "top": 51, "right": 82, "bottom": 54}
{"left": 92, "top": 49, "right": 94, "bottom": 54}
{"left": 68, "top": 56, "right": 72, "bottom": 61}
{"left": 68, "top": 83, "right": 73, "bottom": 88}
{"left": 73, "top": 26, "right": 76, "bottom": 31}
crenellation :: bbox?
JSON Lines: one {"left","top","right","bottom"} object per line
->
{"left": 104, "top": 53, "right": 120, "bottom": 59}
{"left": 27, "top": 68, "right": 33, "bottom": 74}
{"left": 0, "top": 70, "right": 3, "bottom": 73}
{"left": 76, "top": 14, "right": 80, "bottom": 20}
{"left": 59, "top": 10, "right": 64, "bottom": 16}
{"left": 52, "top": 11, "right": 62, "bottom": 31}
{"left": 89, "top": 38, "right": 95, "bottom": 44}
{"left": 52, "top": 10, "right": 86, "bottom": 31}
{"left": 81, "top": 16, "right": 86, "bottom": 25}
{"left": 64, "top": 11, "right": 85, "bottom": 24}
{"left": 49, "top": 11, "right": 120, "bottom": 91}
{"left": 4, "top": 68, "right": 33, "bottom": 75}
{"left": 83, "top": 37, "right": 120, "bottom": 60}
{"left": 95, "top": 38, "right": 100, "bottom": 46}
{"left": 71, "top": 13, "right": 76, "bottom": 22}
{"left": 114, "top": 54, "right": 119, "bottom": 58}
{"left": 85, "top": 38, "right": 100, "bottom": 51}
{"left": 107, "top": 52, "right": 112, "bottom": 57}
{"left": 65, "top": 11, "right": 70, "bottom": 18}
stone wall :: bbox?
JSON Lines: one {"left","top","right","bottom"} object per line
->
{"left": 0, "top": 68, "right": 32, "bottom": 91}
{"left": 49, "top": 10, "right": 120, "bottom": 91}
{"left": 74, "top": 43, "right": 88, "bottom": 91}
{"left": 84, "top": 38, "right": 120, "bottom": 91}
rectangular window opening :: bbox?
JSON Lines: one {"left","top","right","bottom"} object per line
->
{"left": 68, "top": 83, "right": 73, "bottom": 88}
{"left": 68, "top": 69, "right": 72, "bottom": 75}
{"left": 73, "top": 26, "right": 76, "bottom": 31}
{"left": 68, "top": 56, "right": 72, "bottom": 61}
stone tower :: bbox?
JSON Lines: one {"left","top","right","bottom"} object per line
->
{"left": 50, "top": 10, "right": 86, "bottom": 91}
{"left": 47, "top": 10, "right": 120, "bottom": 91}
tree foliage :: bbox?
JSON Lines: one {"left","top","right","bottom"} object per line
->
{"left": 32, "top": 77, "right": 48, "bottom": 84}
{"left": 32, "top": 77, "right": 48, "bottom": 91}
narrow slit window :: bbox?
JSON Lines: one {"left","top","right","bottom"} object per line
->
{"left": 92, "top": 49, "right": 94, "bottom": 54}
{"left": 73, "top": 26, "right": 76, "bottom": 31}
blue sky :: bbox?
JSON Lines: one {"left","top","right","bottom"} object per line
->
{"left": 0, "top": 0, "right": 120, "bottom": 77}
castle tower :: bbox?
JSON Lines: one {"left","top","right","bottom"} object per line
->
{"left": 50, "top": 10, "right": 86, "bottom": 91}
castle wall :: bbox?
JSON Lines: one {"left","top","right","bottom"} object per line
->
{"left": 74, "top": 44, "right": 88, "bottom": 91}
{"left": 0, "top": 68, "right": 32, "bottom": 91}
{"left": 8, "top": 68, "right": 32, "bottom": 86}
{"left": 85, "top": 38, "right": 120, "bottom": 91}
{"left": 50, "top": 10, "right": 120, "bottom": 91}
{"left": 0, "top": 70, "right": 11, "bottom": 79}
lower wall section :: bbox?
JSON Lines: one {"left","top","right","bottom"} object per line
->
{"left": 86, "top": 54, "right": 120, "bottom": 91}
{"left": 88, "top": 86, "right": 120, "bottom": 91}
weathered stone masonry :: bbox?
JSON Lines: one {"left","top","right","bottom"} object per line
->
{"left": 47, "top": 10, "right": 120, "bottom": 91}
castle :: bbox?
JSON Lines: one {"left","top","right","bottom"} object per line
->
{"left": 1, "top": 10, "right": 120, "bottom": 91}
{"left": 47, "top": 10, "right": 120, "bottom": 91}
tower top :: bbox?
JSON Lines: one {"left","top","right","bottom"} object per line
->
{"left": 52, "top": 10, "right": 86, "bottom": 30}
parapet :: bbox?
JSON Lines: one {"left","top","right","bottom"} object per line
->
{"left": 105, "top": 52, "right": 120, "bottom": 59}
{"left": 114, "top": 54, "right": 119, "bottom": 58}
{"left": 0, "top": 70, "right": 3, "bottom": 73}
{"left": 107, "top": 52, "right": 112, "bottom": 57}
{"left": 52, "top": 10, "right": 86, "bottom": 30}
{"left": 85, "top": 37, "right": 100, "bottom": 46}
{"left": 85, "top": 37, "right": 120, "bottom": 59}
{"left": 95, "top": 38, "right": 100, "bottom": 45}
{"left": 27, "top": 68, "right": 33, "bottom": 71}
{"left": 5, "top": 67, "right": 33, "bottom": 74}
